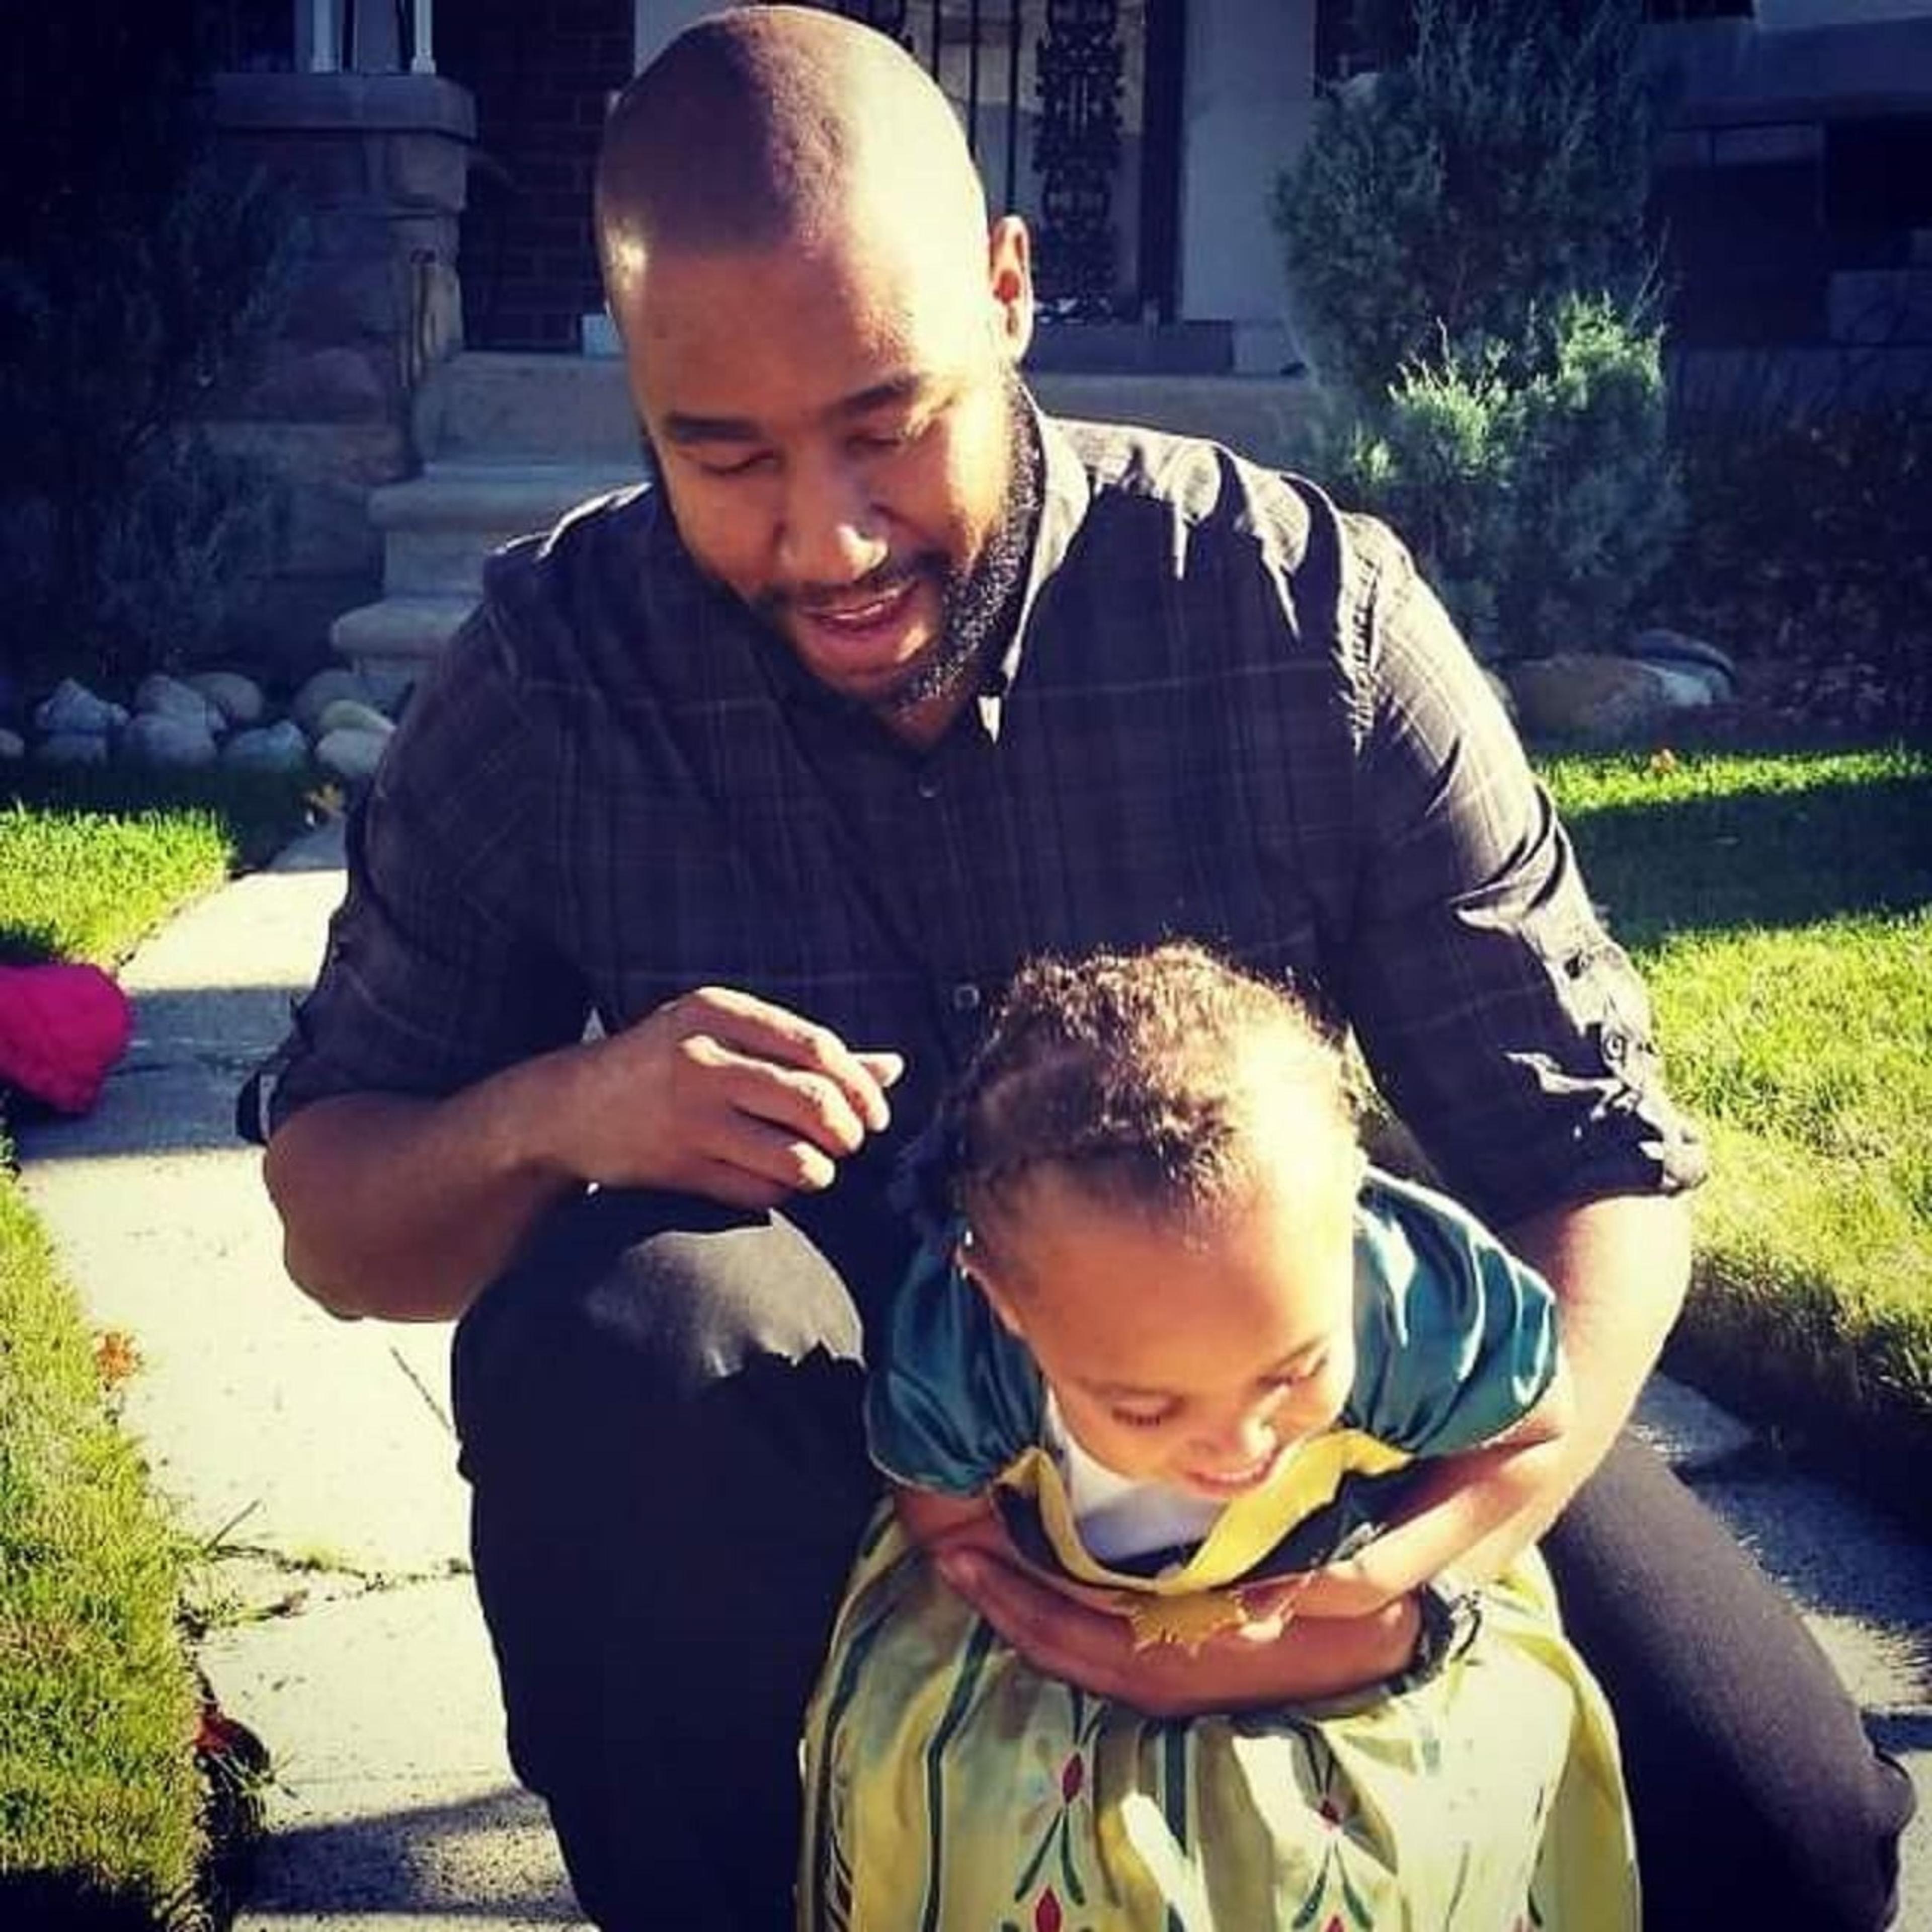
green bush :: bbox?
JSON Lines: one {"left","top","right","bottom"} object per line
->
{"left": 0, "top": 8, "right": 298, "bottom": 692}
{"left": 1274, "top": 0, "right": 1675, "bottom": 658}
{"left": 1338, "top": 294, "right": 1679, "bottom": 656}
{"left": 1274, "top": 0, "right": 1656, "bottom": 405}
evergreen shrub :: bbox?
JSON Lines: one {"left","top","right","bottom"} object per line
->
{"left": 1339, "top": 295, "right": 1678, "bottom": 655}
{"left": 1274, "top": 0, "right": 1678, "bottom": 659}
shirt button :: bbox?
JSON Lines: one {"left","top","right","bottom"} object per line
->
{"left": 951, "top": 982, "right": 982, "bottom": 1014}
{"left": 916, "top": 773, "right": 942, "bottom": 801}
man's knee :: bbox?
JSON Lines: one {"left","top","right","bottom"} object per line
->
{"left": 452, "top": 1186, "right": 865, "bottom": 1457}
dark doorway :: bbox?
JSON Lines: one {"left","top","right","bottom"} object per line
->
{"left": 439, "top": 0, "right": 633, "bottom": 353}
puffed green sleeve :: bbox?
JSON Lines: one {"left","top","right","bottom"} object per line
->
{"left": 1343, "top": 1169, "right": 1559, "bottom": 1455}
{"left": 865, "top": 1238, "right": 1046, "bottom": 1496}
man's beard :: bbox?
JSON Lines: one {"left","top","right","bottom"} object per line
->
{"left": 754, "top": 369, "right": 1043, "bottom": 722}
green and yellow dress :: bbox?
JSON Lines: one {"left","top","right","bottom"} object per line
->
{"left": 797, "top": 1171, "right": 1637, "bottom": 1932}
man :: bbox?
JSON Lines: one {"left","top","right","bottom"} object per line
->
{"left": 252, "top": 9, "right": 1912, "bottom": 1930}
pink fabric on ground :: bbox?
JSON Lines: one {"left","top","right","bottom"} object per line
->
{"left": 0, "top": 963, "right": 134, "bottom": 1114}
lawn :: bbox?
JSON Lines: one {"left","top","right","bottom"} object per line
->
{"left": 0, "top": 769, "right": 308, "bottom": 1924}
{"left": 0, "top": 767, "right": 306, "bottom": 967}
{"left": 0, "top": 739, "right": 1925, "bottom": 1914}
{"left": 1541, "top": 745, "right": 1932, "bottom": 1520}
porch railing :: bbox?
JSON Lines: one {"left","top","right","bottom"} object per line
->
{"left": 199, "top": 1, "right": 435, "bottom": 75}
{"left": 816, "top": 3, "right": 1182, "bottom": 324}
{"left": 305, "top": 0, "right": 436, "bottom": 75}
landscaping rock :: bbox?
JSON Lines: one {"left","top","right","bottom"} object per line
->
{"left": 293, "top": 668, "right": 379, "bottom": 738}
{"left": 315, "top": 727, "right": 389, "bottom": 785}
{"left": 187, "top": 671, "right": 268, "bottom": 729}
{"left": 123, "top": 712, "right": 220, "bottom": 771}
{"left": 33, "top": 678, "right": 128, "bottom": 738}
{"left": 134, "top": 672, "right": 226, "bottom": 733}
{"left": 34, "top": 731, "right": 112, "bottom": 767}
{"left": 1505, "top": 655, "right": 1682, "bottom": 746}
{"left": 0, "top": 729, "right": 23, "bottom": 762}
{"left": 1623, "top": 628, "right": 1737, "bottom": 706}
{"left": 221, "top": 720, "right": 311, "bottom": 775}
{"left": 1645, "top": 662, "right": 1721, "bottom": 710}
{"left": 1624, "top": 626, "right": 1738, "bottom": 685}
{"left": 314, "top": 698, "right": 395, "bottom": 739}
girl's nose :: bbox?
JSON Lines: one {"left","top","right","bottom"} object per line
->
{"left": 1195, "top": 1405, "right": 1279, "bottom": 1470}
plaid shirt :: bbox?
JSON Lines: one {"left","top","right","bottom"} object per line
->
{"left": 250, "top": 408, "right": 1704, "bottom": 1233}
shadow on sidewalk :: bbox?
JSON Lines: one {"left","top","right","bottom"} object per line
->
{"left": 242, "top": 1782, "right": 581, "bottom": 1920}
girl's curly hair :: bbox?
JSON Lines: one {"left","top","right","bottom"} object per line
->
{"left": 895, "top": 942, "right": 1355, "bottom": 1250}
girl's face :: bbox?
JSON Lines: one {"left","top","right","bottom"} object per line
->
{"left": 965, "top": 1154, "right": 1360, "bottom": 1500}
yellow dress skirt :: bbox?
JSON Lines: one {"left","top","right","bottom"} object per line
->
{"left": 798, "top": 1508, "right": 1634, "bottom": 1932}
{"left": 803, "top": 1175, "right": 1640, "bottom": 1930}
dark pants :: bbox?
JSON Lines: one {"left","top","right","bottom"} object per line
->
{"left": 451, "top": 1189, "right": 1914, "bottom": 1932}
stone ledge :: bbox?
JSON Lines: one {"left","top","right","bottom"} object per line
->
{"left": 371, "top": 462, "right": 643, "bottom": 532}
{"left": 1648, "top": 16, "right": 1932, "bottom": 129}
{"left": 331, "top": 592, "right": 476, "bottom": 665}
{"left": 212, "top": 70, "right": 476, "bottom": 139}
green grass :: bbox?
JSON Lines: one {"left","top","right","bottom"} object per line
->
{"left": 1, "top": 768, "right": 308, "bottom": 1920}
{"left": 0, "top": 1177, "right": 205, "bottom": 1923}
{"left": 1540, "top": 746, "right": 1932, "bottom": 1507}
{"left": 0, "top": 767, "right": 311, "bottom": 967}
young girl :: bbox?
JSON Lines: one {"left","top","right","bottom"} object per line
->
{"left": 798, "top": 943, "right": 1636, "bottom": 1931}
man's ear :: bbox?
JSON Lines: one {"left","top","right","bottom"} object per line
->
{"left": 986, "top": 213, "right": 1034, "bottom": 365}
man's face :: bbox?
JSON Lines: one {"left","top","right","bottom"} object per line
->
{"left": 617, "top": 212, "right": 1035, "bottom": 743}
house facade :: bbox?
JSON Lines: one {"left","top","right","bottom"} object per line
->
{"left": 196, "top": 0, "right": 1932, "bottom": 673}
{"left": 211, "top": 0, "right": 1319, "bottom": 371}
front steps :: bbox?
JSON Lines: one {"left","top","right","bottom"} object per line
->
{"left": 332, "top": 459, "right": 641, "bottom": 692}
{"left": 331, "top": 352, "right": 1315, "bottom": 691}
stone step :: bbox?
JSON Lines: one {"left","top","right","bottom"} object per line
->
{"left": 330, "top": 592, "right": 475, "bottom": 701}
{"left": 346, "top": 354, "right": 1323, "bottom": 691}
{"left": 414, "top": 350, "right": 1320, "bottom": 471}
{"left": 1032, "top": 371, "right": 1318, "bottom": 472}
{"left": 375, "top": 460, "right": 644, "bottom": 593}
{"left": 414, "top": 352, "right": 644, "bottom": 463}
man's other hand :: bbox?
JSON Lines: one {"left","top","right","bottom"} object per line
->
{"left": 552, "top": 985, "right": 904, "bottom": 1208}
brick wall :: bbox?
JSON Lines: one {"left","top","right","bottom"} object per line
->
{"left": 1646, "top": 18, "right": 1932, "bottom": 404}
{"left": 439, "top": 0, "right": 632, "bottom": 353}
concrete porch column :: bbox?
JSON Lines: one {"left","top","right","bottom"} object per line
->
{"left": 205, "top": 71, "right": 475, "bottom": 671}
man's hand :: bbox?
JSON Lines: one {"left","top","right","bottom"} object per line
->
{"left": 548, "top": 986, "right": 904, "bottom": 1207}
{"left": 932, "top": 1545, "right": 1420, "bottom": 1718}
{"left": 266, "top": 985, "right": 902, "bottom": 1321}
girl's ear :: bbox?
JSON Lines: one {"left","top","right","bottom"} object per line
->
{"left": 956, "top": 1241, "right": 1027, "bottom": 1340}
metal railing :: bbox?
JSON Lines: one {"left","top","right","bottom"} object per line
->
{"left": 307, "top": 0, "right": 437, "bottom": 75}
{"left": 198, "top": 0, "right": 435, "bottom": 75}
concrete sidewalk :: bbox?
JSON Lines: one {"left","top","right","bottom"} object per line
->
{"left": 14, "top": 820, "right": 1931, "bottom": 1930}
{"left": 17, "top": 818, "right": 582, "bottom": 1930}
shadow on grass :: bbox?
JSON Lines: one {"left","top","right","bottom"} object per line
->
{"left": 0, "top": 918, "right": 66, "bottom": 967}
{"left": 2, "top": 765, "right": 314, "bottom": 874}
{"left": 1558, "top": 768, "right": 1932, "bottom": 949}
{"left": 0, "top": 1871, "right": 169, "bottom": 1931}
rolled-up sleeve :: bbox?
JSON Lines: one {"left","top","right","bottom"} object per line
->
{"left": 245, "top": 604, "right": 591, "bottom": 1141}
{"left": 1339, "top": 523, "right": 1706, "bottom": 1229}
